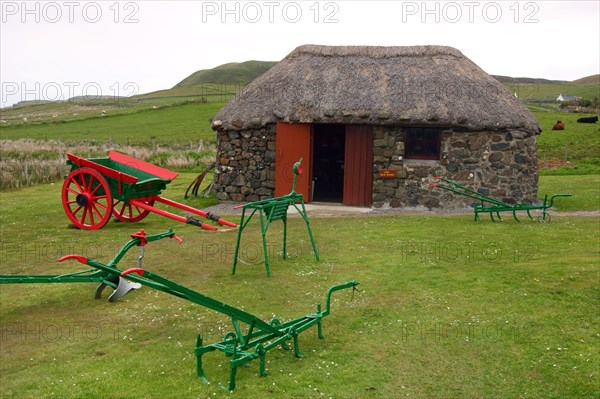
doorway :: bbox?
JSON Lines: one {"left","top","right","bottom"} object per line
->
{"left": 312, "top": 124, "right": 346, "bottom": 202}
{"left": 274, "top": 123, "right": 373, "bottom": 206}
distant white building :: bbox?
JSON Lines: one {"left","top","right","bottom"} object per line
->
{"left": 557, "top": 94, "right": 577, "bottom": 102}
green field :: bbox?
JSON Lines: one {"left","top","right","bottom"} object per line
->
{"left": 530, "top": 108, "right": 600, "bottom": 174}
{"left": 0, "top": 101, "right": 222, "bottom": 146}
{"left": 0, "top": 175, "right": 598, "bottom": 398}
{"left": 0, "top": 76, "right": 598, "bottom": 398}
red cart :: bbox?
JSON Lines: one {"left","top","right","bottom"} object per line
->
{"left": 61, "top": 150, "right": 236, "bottom": 230}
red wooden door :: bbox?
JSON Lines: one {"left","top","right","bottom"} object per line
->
{"left": 343, "top": 125, "right": 373, "bottom": 206}
{"left": 275, "top": 122, "right": 313, "bottom": 200}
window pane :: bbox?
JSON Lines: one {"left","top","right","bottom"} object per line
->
{"left": 405, "top": 128, "right": 441, "bottom": 160}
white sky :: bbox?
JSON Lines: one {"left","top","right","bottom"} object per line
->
{"left": 1, "top": 0, "right": 599, "bottom": 107}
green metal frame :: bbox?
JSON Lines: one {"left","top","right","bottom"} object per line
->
{"left": 0, "top": 269, "right": 120, "bottom": 298}
{"left": 0, "top": 252, "right": 140, "bottom": 301}
{"left": 430, "top": 177, "right": 572, "bottom": 222}
{"left": 55, "top": 229, "right": 358, "bottom": 390}
{"left": 233, "top": 159, "right": 319, "bottom": 277}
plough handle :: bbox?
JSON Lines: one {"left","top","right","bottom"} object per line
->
{"left": 57, "top": 254, "right": 89, "bottom": 264}
{"left": 430, "top": 177, "right": 507, "bottom": 207}
{"left": 129, "top": 228, "right": 183, "bottom": 246}
{"left": 324, "top": 280, "right": 360, "bottom": 317}
{"left": 57, "top": 229, "right": 183, "bottom": 269}
{"left": 547, "top": 194, "right": 573, "bottom": 208}
{"left": 122, "top": 268, "right": 145, "bottom": 277}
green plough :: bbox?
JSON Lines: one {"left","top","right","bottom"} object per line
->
{"left": 430, "top": 176, "right": 572, "bottom": 222}
{"left": 3, "top": 229, "right": 358, "bottom": 391}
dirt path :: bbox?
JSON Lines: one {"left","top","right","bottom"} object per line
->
{"left": 204, "top": 202, "right": 600, "bottom": 219}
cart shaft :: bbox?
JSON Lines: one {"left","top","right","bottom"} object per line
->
{"left": 153, "top": 196, "right": 237, "bottom": 228}
{"left": 128, "top": 198, "right": 218, "bottom": 230}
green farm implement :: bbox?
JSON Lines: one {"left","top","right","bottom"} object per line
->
{"left": 0, "top": 265, "right": 141, "bottom": 301}
{"left": 4, "top": 229, "right": 358, "bottom": 390}
{"left": 62, "top": 151, "right": 236, "bottom": 230}
{"left": 0, "top": 237, "right": 146, "bottom": 300}
{"left": 233, "top": 159, "right": 319, "bottom": 276}
{"left": 0, "top": 229, "right": 180, "bottom": 301}
{"left": 429, "top": 176, "right": 571, "bottom": 222}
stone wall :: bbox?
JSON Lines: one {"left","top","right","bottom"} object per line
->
{"left": 372, "top": 126, "right": 538, "bottom": 209}
{"left": 214, "top": 125, "right": 276, "bottom": 202}
{"left": 214, "top": 124, "right": 539, "bottom": 208}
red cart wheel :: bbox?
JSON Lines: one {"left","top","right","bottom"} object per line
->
{"left": 62, "top": 168, "right": 113, "bottom": 230}
{"left": 113, "top": 199, "right": 154, "bottom": 222}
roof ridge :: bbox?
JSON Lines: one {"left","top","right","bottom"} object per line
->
{"left": 290, "top": 44, "right": 464, "bottom": 58}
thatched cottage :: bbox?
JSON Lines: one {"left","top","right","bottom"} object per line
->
{"left": 211, "top": 45, "right": 541, "bottom": 208}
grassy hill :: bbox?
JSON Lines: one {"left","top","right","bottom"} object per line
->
{"left": 133, "top": 60, "right": 276, "bottom": 101}
{"left": 492, "top": 75, "right": 569, "bottom": 85}
{"left": 507, "top": 82, "right": 600, "bottom": 102}
{"left": 494, "top": 73, "right": 599, "bottom": 102}
{"left": 492, "top": 74, "right": 600, "bottom": 98}
{"left": 174, "top": 60, "right": 277, "bottom": 87}
{"left": 572, "top": 74, "right": 600, "bottom": 85}
{"left": 2, "top": 68, "right": 597, "bottom": 160}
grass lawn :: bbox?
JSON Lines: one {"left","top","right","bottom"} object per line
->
{"left": 538, "top": 174, "right": 600, "bottom": 211}
{"left": 0, "top": 175, "right": 598, "bottom": 398}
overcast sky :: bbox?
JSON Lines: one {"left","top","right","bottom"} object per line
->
{"left": 1, "top": 0, "right": 598, "bottom": 107}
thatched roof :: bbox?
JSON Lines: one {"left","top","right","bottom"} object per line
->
{"left": 212, "top": 45, "right": 541, "bottom": 134}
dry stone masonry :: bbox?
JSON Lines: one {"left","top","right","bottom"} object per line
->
{"left": 214, "top": 125, "right": 538, "bottom": 209}
{"left": 215, "top": 126, "right": 277, "bottom": 202}
{"left": 371, "top": 127, "right": 538, "bottom": 209}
